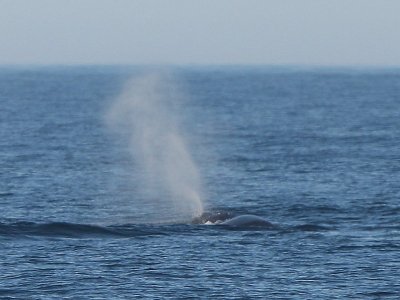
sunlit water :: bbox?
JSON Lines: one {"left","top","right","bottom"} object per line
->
{"left": 1, "top": 66, "right": 400, "bottom": 299}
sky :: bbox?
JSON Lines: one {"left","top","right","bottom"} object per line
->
{"left": 1, "top": 0, "right": 400, "bottom": 66}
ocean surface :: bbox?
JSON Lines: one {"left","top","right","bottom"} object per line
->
{"left": 1, "top": 66, "right": 400, "bottom": 299}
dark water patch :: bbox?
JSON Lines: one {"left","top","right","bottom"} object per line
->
{"left": 0, "top": 192, "right": 14, "bottom": 197}
{"left": 0, "top": 221, "right": 166, "bottom": 239}
{"left": 365, "top": 204, "right": 400, "bottom": 216}
{"left": 292, "top": 224, "right": 333, "bottom": 232}
{"left": 0, "top": 288, "right": 19, "bottom": 295}
{"left": 358, "top": 224, "right": 400, "bottom": 232}
{"left": 361, "top": 291, "right": 399, "bottom": 298}
{"left": 287, "top": 204, "right": 343, "bottom": 215}
{"left": 13, "top": 153, "right": 46, "bottom": 162}
{"left": 334, "top": 242, "right": 400, "bottom": 252}
{"left": 0, "top": 288, "right": 27, "bottom": 298}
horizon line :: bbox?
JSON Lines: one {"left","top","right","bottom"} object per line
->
{"left": 1, "top": 62, "right": 400, "bottom": 70}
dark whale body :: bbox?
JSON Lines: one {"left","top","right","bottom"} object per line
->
{"left": 220, "top": 215, "right": 273, "bottom": 227}
{"left": 192, "top": 212, "right": 273, "bottom": 227}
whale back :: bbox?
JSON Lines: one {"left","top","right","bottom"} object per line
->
{"left": 221, "top": 215, "right": 273, "bottom": 227}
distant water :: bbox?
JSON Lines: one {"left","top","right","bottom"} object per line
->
{"left": 1, "top": 66, "right": 400, "bottom": 299}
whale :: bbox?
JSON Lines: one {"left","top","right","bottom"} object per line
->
{"left": 220, "top": 214, "right": 273, "bottom": 227}
{"left": 192, "top": 212, "right": 273, "bottom": 227}
{"left": 191, "top": 211, "right": 234, "bottom": 224}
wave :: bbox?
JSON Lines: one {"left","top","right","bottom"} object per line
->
{"left": 0, "top": 221, "right": 166, "bottom": 238}
{"left": 0, "top": 218, "right": 338, "bottom": 239}
{"left": 286, "top": 204, "right": 343, "bottom": 214}
{"left": 291, "top": 224, "right": 332, "bottom": 232}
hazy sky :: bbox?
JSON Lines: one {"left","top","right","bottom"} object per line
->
{"left": 1, "top": 0, "right": 400, "bottom": 66}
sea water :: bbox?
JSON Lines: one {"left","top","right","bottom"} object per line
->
{"left": 1, "top": 66, "right": 400, "bottom": 299}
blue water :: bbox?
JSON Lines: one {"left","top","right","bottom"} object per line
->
{"left": 1, "top": 66, "right": 400, "bottom": 299}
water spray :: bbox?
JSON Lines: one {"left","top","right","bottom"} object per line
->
{"left": 106, "top": 72, "right": 204, "bottom": 223}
